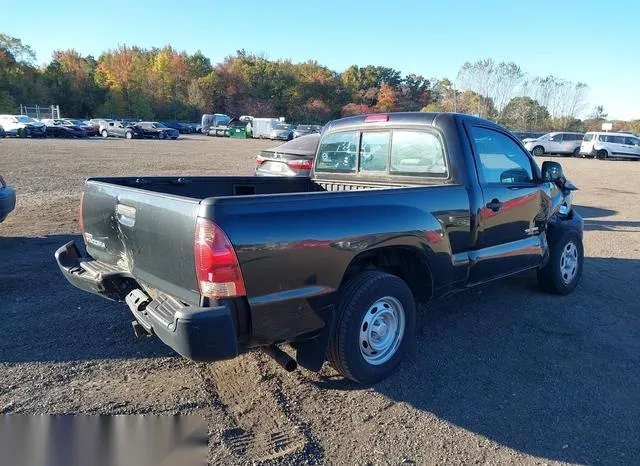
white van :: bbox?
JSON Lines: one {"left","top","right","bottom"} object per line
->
{"left": 580, "top": 132, "right": 640, "bottom": 160}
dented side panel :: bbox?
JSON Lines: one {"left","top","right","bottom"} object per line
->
{"left": 81, "top": 181, "right": 202, "bottom": 306}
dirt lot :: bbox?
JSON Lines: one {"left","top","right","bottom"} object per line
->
{"left": 1, "top": 136, "right": 639, "bottom": 465}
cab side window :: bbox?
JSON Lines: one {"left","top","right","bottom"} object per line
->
{"left": 470, "top": 127, "right": 534, "bottom": 184}
{"left": 550, "top": 134, "right": 563, "bottom": 142}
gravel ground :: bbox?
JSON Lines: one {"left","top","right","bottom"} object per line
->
{"left": 1, "top": 136, "right": 639, "bottom": 465}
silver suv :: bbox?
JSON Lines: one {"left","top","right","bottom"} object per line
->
{"left": 523, "top": 132, "right": 584, "bottom": 157}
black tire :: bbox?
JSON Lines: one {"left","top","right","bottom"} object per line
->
{"left": 597, "top": 149, "right": 608, "bottom": 160}
{"left": 159, "top": 132, "right": 167, "bottom": 140}
{"left": 18, "top": 128, "right": 26, "bottom": 138}
{"left": 538, "top": 230, "right": 583, "bottom": 295}
{"left": 532, "top": 145, "right": 544, "bottom": 157}
{"left": 573, "top": 147, "right": 580, "bottom": 157}
{"left": 328, "top": 271, "right": 416, "bottom": 384}
{"left": 101, "top": 129, "right": 108, "bottom": 138}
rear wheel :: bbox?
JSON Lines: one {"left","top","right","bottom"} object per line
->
{"left": 101, "top": 129, "right": 108, "bottom": 138}
{"left": 538, "top": 230, "right": 583, "bottom": 295}
{"left": 125, "top": 131, "right": 133, "bottom": 140}
{"left": 573, "top": 147, "right": 580, "bottom": 157}
{"left": 159, "top": 132, "right": 167, "bottom": 140}
{"left": 532, "top": 145, "right": 544, "bottom": 157}
{"left": 328, "top": 271, "right": 416, "bottom": 384}
{"left": 597, "top": 149, "right": 608, "bottom": 160}
{"left": 18, "top": 128, "right": 27, "bottom": 138}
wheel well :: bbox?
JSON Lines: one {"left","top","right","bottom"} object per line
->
{"left": 341, "top": 247, "right": 433, "bottom": 303}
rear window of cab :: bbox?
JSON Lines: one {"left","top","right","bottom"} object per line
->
{"left": 315, "top": 129, "right": 447, "bottom": 177}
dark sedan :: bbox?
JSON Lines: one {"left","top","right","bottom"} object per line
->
{"left": 0, "top": 175, "right": 16, "bottom": 223}
{"left": 63, "top": 119, "right": 99, "bottom": 137}
{"left": 135, "top": 122, "right": 180, "bottom": 139}
{"left": 255, "top": 133, "right": 320, "bottom": 177}
{"left": 43, "top": 119, "right": 87, "bottom": 138}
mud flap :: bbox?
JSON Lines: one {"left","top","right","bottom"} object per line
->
{"left": 293, "top": 305, "right": 335, "bottom": 372}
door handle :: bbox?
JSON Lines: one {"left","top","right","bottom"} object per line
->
{"left": 486, "top": 199, "right": 503, "bottom": 212}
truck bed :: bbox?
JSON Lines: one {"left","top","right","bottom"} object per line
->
{"left": 88, "top": 175, "right": 417, "bottom": 199}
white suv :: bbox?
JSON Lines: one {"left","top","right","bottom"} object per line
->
{"left": 580, "top": 132, "right": 640, "bottom": 160}
{"left": 0, "top": 114, "right": 47, "bottom": 137}
{"left": 523, "top": 132, "right": 585, "bottom": 157}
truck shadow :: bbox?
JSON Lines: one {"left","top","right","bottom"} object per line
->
{"left": 314, "top": 257, "right": 640, "bottom": 464}
{"left": 573, "top": 205, "right": 640, "bottom": 232}
{"left": 0, "top": 234, "right": 175, "bottom": 363}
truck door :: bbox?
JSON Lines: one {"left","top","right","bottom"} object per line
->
{"left": 466, "top": 124, "right": 547, "bottom": 283}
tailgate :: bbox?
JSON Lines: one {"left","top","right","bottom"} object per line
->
{"left": 81, "top": 180, "right": 201, "bottom": 305}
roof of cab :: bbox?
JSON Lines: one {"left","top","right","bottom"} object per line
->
{"left": 322, "top": 111, "right": 503, "bottom": 133}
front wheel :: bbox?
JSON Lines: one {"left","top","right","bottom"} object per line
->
{"left": 532, "top": 145, "right": 544, "bottom": 157}
{"left": 328, "top": 271, "right": 416, "bottom": 384}
{"left": 538, "top": 230, "right": 584, "bottom": 295}
{"left": 125, "top": 131, "right": 133, "bottom": 140}
{"left": 597, "top": 149, "right": 608, "bottom": 160}
{"left": 101, "top": 130, "right": 108, "bottom": 138}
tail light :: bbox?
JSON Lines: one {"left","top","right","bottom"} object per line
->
{"left": 256, "top": 154, "right": 266, "bottom": 166}
{"left": 78, "top": 191, "right": 86, "bottom": 243}
{"left": 194, "top": 218, "right": 246, "bottom": 299}
{"left": 287, "top": 159, "right": 313, "bottom": 170}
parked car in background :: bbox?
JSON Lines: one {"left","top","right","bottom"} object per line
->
{"left": 0, "top": 125, "right": 5, "bottom": 138}
{"left": 269, "top": 123, "right": 296, "bottom": 141}
{"left": 512, "top": 131, "right": 546, "bottom": 141}
{"left": 41, "top": 119, "right": 87, "bottom": 138}
{"left": 0, "top": 115, "right": 47, "bottom": 138}
{"left": 134, "top": 121, "right": 180, "bottom": 139}
{"left": 580, "top": 132, "right": 640, "bottom": 160}
{"left": 89, "top": 119, "right": 114, "bottom": 133}
{"left": 293, "top": 124, "right": 322, "bottom": 138}
{"left": 256, "top": 133, "right": 320, "bottom": 177}
{"left": 100, "top": 121, "right": 144, "bottom": 139}
{"left": 0, "top": 175, "right": 16, "bottom": 223}
{"left": 63, "top": 119, "right": 99, "bottom": 136}
{"left": 161, "top": 121, "right": 194, "bottom": 134}
{"left": 523, "top": 132, "right": 584, "bottom": 157}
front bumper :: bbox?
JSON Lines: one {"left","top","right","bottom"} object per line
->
{"left": 0, "top": 186, "right": 16, "bottom": 222}
{"left": 54, "top": 241, "right": 239, "bottom": 361}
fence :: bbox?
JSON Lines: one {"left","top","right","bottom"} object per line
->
{"left": 20, "top": 104, "right": 60, "bottom": 120}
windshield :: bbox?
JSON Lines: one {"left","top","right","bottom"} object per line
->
{"left": 152, "top": 122, "right": 167, "bottom": 128}
{"left": 15, "top": 116, "right": 36, "bottom": 123}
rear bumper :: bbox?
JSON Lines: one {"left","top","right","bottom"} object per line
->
{"left": 0, "top": 186, "right": 16, "bottom": 222}
{"left": 54, "top": 241, "right": 239, "bottom": 361}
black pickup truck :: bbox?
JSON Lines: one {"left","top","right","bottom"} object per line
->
{"left": 56, "top": 112, "right": 583, "bottom": 384}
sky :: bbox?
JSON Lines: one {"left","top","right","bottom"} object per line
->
{"left": 1, "top": 0, "right": 639, "bottom": 120}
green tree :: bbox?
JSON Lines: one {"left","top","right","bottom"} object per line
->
{"left": 502, "top": 96, "right": 550, "bottom": 130}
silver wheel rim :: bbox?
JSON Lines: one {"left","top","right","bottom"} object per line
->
{"left": 560, "top": 241, "right": 579, "bottom": 284}
{"left": 533, "top": 147, "right": 543, "bottom": 156}
{"left": 359, "top": 296, "right": 405, "bottom": 366}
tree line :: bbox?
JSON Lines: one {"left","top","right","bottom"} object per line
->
{"left": 1, "top": 33, "right": 638, "bottom": 133}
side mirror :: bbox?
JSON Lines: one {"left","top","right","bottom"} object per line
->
{"left": 541, "top": 161, "right": 564, "bottom": 183}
